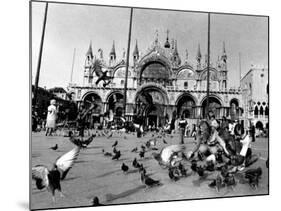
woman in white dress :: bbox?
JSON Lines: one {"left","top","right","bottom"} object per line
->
{"left": 45, "top": 99, "right": 58, "bottom": 136}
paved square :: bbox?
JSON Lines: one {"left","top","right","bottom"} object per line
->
{"left": 31, "top": 131, "right": 269, "bottom": 210}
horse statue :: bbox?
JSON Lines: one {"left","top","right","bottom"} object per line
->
{"left": 91, "top": 59, "right": 112, "bottom": 87}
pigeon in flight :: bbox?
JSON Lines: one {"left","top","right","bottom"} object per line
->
{"left": 32, "top": 147, "right": 80, "bottom": 202}
{"left": 152, "top": 145, "right": 187, "bottom": 167}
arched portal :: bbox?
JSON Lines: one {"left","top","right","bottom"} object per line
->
{"left": 106, "top": 92, "right": 124, "bottom": 117}
{"left": 82, "top": 92, "right": 103, "bottom": 127}
{"left": 176, "top": 94, "right": 196, "bottom": 118}
{"left": 135, "top": 85, "right": 169, "bottom": 128}
{"left": 201, "top": 96, "right": 222, "bottom": 118}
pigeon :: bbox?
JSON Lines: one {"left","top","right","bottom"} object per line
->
{"left": 133, "top": 158, "right": 141, "bottom": 168}
{"left": 112, "top": 150, "right": 121, "bottom": 160}
{"left": 102, "top": 149, "right": 112, "bottom": 157}
{"left": 168, "top": 167, "right": 181, "bottom": 181}
{"left": 224, "top": 173, "right": 236, "bottom": 190}
{"left": 113, "top": 147, "right": 117, "bottom": 154}
{"left": 69, "top": 133, "right": 95, "bottom": 148}
{"left": 50, "top": 144, "right": 58, "bottom": 151}
{"left": 146, "top": 139, "right": 157, "bottom": 148}
{"left": 138, "top": 163, "right": 146, "bottom": 175}
{"left": 141, "top": 171, "right": 161, "bottom": 188}
{"left": 191, "top": 160, "right": 198, "bottom": 173}
{"left": 141, "top": 145, "right": 146, "bottom": 152}
{"left": 178, "top": 162, "right": 187, "bottom": 177}
{"left": 139, "top": 150, "right": 145, "bottom": 159}
{"left": 245, "top": 167, "right": 262, "bottom": 189}
{"left": 196, "top": 165, "right": 205, "bottom": 177}
{"left": 82, "top": 134, "right": 95, "bottom": 147}
{"left": 215, "top": 174, "right": 224, "bottom": 192}
{"left": 107, "top": 132, "right": 113, "bottom": 139}
{"left": 131, "top": 147, "right": 138, "bottom": 153}
{"left": 32, "top": 147, "right": 80, "bottom": 202}
{"left": 121, "top": 163, "right": 129, "bottom": 173}
{"left": 112, "top": 140, "right": 118, "bottom": 148}
{"left": 92, "top": 196, "right": 103, "bottom": 206}
{"left": 163, "top": 139, "right": 167, "bottom": 144}
{"left": 152, "top": 145, "right": 186, "bottom": 167}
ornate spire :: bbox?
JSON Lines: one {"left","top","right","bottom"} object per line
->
{"left": 133, "top": 40, "right": 139, "bottom": 57}
{"left": 196, "top": 43, "right": 202, "bottom": 63}
{"left": 221, "top": 41, "right": 227, "bottom": 62}
{"left": 174, "top": 40, "right": 179, "bottom": 55}
{"left": 164, "top": 29, "right": 170, "bottom": 48}
{"left": 185, "top": 49, "right": 189, "bottom": 62}
{"left": 109, "top": 40, "right": 116, "bottom": 59}
{"left": 86, "top": 41, "right": 93, "bottom": 59}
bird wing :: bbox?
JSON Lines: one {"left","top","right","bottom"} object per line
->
{"left": 32, "top": 165, "right": 49, "bottom": 189}
{"left": 160, "top": 145, "right": 186, "bottom": 163}
{"left": 55, "top": 147, "right": 80, "bottom": 180}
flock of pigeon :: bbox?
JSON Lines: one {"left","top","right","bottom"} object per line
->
{"left": 32, "top": 129, "right": 267, "bottom": 207}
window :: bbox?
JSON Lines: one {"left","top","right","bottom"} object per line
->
{"left": 260, "top": 106, "right": 264, "bottom": 115}
{"left": 184, "top": 82, "right": 188, "bottom": 89}
{"left": 121, "top": 80, "right": 124, "bottom": 85}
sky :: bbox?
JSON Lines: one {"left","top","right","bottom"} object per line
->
{"left": 31, "top": 2, "right": 268, "bottom": 89}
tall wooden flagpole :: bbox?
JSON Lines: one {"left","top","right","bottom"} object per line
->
{"left": 123, "top": 8, "right": 133, "bottom": 119}
{"left": 33, "top": 2, "right": 49, "bottom": 106}
{"left": 206, "top": 13, "right": 211, "bottom": 117}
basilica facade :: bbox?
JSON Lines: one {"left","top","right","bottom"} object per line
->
{"left": 68, "top": 32, "right": 242, "bottom": 127}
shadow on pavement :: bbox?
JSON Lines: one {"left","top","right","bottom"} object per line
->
{"left": 105, "top": 185, "right": 146, "bottom": 202}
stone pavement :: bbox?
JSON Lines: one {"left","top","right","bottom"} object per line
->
{"left": 30, "top": 131, "right": 269, "bottom": 210}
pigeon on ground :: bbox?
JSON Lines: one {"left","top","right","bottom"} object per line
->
{"left": 146, "top": 139, "right": 157, "bottom": 148}
{"left": 112, "top": 140, "right": 118, "bottom": 148}
{"left": 141, "top": 171, "right": 161, "bottom": 188}
{"left": 32, "top": 147, "right": 80, "bottom": 202}
{"left": 113, "top": 147, "right": 117, "bottom": 154}
{"left": 141, "top": 145, "right": 146, "bottom": 152}
{"left": 178, "top": 162, "right": 187, "bottom": 177}
{"left": 133, "top": 158, "right": 141, "bottom": 168}
{"left": 131, "top": 147, "right": 138, "bottom": 153}
{"left": 112, "top": 150, "right": 121, "bottom": 160}
{"left": 215, "top": 174, "right": 224, "bottom": 192}
{"left": 245, "top": 167, "right": 262, "bottom": 189}
{"left": 102, "top": 149, "right": 112, "bottom": 157}
{"left": 69, "top": 133, "right": 95, "bottom": 148}
{"left": 92, "top": 196, "right": 103, "bottom": 206}
{"left": 121, "top": 163, "right": 129, "bottom": 173}
{"left": 224, "top": 173, "right": 236, "bottom": 190}
{"left": 191, "top": 160, "right": 198, "bottom": 173}
{"left": 138, "top": 164, "right": 146, "bottom": 175}
{"left": 139, "top": 150, "right": 145, "bottom": 159}
{"left": 168, "top": 167, "right": 181, "bottom": 181}
{"left": 196, "top": 165, "right": 205, "bottom": 177}
{"left": 107, "top": 132, "right": 113, "bottom": 139}
{"left": 50, "top": 144, "right": 58, "bottom": 151}
{"left": 152, "top": 145, "right": 187, "bottom": 168}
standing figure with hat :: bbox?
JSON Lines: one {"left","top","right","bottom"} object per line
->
{"left": 45, "top": 99, "right": 58, "bottom": 136}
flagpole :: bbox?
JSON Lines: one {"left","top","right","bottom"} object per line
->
{"left": 123, "top": 8, "right": 133, "bottom": 119}
{"left": 206, "top": 12, "right": 211, "bottom": 117}
{"left": 70, "top": 48, "right": 76, "bottom": 83}
{"left": 33, "top": 2, "right": 48, "bottom": 106}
